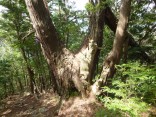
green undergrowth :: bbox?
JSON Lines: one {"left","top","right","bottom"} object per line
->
{"left": 96, "top": 61, "right": 156, "bottom": 117}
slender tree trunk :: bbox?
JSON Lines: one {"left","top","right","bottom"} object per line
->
{"left": 3, "top": 83, "right": 7, "bottom": 98}
{"left": 92, "top": 0, "right": 132, "bottom": 95}
{"left": 104, "top": 0, "right": 131, "bottom": 78}
{"left": 27, "top": 66, "right": 35, "bottom": 93}
{"left": 8, "top": 76, "right": 15, "bottom": 94}
{"left": 32, "top": 46, "right": 46, "bottom": 92}
{"left": 104, "top": 6, "right": 152, "bottom": 62}
{"left": 15, "top": 19, "right": 39, "bottom": 94}
{"left": 20, "top": 47, "right": 34, "bottom": 93}
{"left": 17, "top": 76, "right": 24, "bottom": 92}
{"left": 13, "top": 64, "right": 24, "bottom": 93}
{"left": 22, "top": 66, "right": 27, "bottom": 89}
{"left": 39, "top": 75, "right": 46, "bottom": 92}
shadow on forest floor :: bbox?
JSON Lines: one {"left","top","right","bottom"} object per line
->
{"left": 0, "top": 92, "right": 102, "bottom": 117}
{"left": 0, "top": 92, "right": 156, "bottom": 117}
{"left": 0, "top": 92, "right": 60, "bottom": 117}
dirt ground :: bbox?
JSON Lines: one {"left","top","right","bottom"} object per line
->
{"left": 0, "top": 92, "right": 102, "bottom": 117}
{"left": 1, "top": 92, "right": 156, "bottom": 117}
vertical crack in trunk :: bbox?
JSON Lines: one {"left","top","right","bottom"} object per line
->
{"left": 75, "top": 1, "right": 106, "bottom": 88}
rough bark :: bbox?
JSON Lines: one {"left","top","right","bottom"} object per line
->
{"left": 92, "top": 0, "right": 132, "bottom": 95}
{"left": 25, "top": 0, "right": 63, "bottom": 95}
{"left": 25, "top": 0, "right": 87, "bottom": 97}
{"left": 75, "top": 0, "right": 105, "bottom": 85}
{"left": 25, "top": 0, "right": 107, "bottom": 97}
{"left": 25, "top": 0, "right": 151, "bottom": 98}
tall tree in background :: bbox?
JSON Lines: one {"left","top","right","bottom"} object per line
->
{"left": 24, "top": 0, "right": 132, "bottom": 97}
{"left": 0, "top": 0, "right": 50, "bottom": 94}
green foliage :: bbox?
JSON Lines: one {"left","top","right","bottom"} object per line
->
{"left": 85, "top": 0, "right": 113, "bottom": 12}
{"left": 101, "top": 26, "right": 114, "bottom": 58}
{"left": 0, "top": 60, "right": 11, "bottom": 98}
{"left": 0, "top": 60, "right": 11, "bottom": 82}
{"left": 129, "top": 1, "right": 156, "bottom": 60}
{"left": 0, "top": 0, "right": 51, "bottom": 97}
{"left": 0, "top": 39, "right": 25, "bottom": 98}
{"left": 99, "top": 96, "right": 148, "bottom": 117}
{"left": 95, "top": 108, "right": 122, "bottom": 117}
{"left": 85, "top": 3, "right": 95, "bottom": 12}
{"left": 98, "top": 62, "right": 156, "bottom": 117}
{"left": 50, "top": 1, "right": 87, "bottom": 51}
{"left": 97, "top": 26, "right": 114, "bottom": 73}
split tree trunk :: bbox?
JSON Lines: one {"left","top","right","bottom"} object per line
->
{"left": 91, "top": 0, "right": 132, "bottom": 95}
{"left": 25, "top": 0, "right": 149, "bottom": 98}
{"left": 25, "top": 0, "right": 106, "bottom": 97}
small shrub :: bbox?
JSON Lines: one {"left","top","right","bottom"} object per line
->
{"left": 95, "top": 108, "right": 122, "bottom": 117}
{"left": 98, "top": 62, "right": 156, "bottom": 117}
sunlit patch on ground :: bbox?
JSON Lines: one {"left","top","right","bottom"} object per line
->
{"left": 1, "top": 93, "right": 156, "bottom": 117}
{"left": 58, "top": 97, "right": 102, "bottom": 117}
{"left": 0, "top": 92, "right": 60, "bottom": 117}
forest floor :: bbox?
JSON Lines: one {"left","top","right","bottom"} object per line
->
{"left": 0, "top": 92, "right": 102, "bottom": 117}
{"left": 0, "top": 92, "right": 156, "bottom": 117}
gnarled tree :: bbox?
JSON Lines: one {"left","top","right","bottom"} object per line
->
{"left": 24, "top": 0, "right": 132, "bottom": 97}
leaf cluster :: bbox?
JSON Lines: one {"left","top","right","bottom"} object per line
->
{"left": 98, "top": 61, "right": 156, "bottom": 116}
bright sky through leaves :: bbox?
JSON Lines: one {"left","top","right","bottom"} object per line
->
{"left": 0, "top": 0, "right": 88, "bottom": 12}
{"left": 70, "top": 0, "right": 88, "bottom": 10}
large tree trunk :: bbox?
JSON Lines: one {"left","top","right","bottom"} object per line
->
{"left": 25, "top": 0, "right": 106, "bottom": 97}
{"left": 91, "top": 0, "right": 132, "bottom": 95}
{"left": 25, "top": 0, "right": 85, "bottom": 97}
{"left": 25, "top": 0, "right": 151, "bottom": 98}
